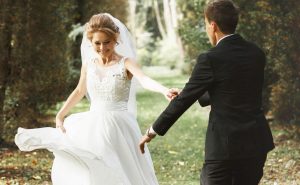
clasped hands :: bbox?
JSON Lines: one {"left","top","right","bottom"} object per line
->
{"left": 165, "top": 88, "right": 182, "bottom": 101}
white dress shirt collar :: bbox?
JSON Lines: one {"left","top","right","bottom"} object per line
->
{"left": 216, "top": 34, "right": 235, "bottom": 45}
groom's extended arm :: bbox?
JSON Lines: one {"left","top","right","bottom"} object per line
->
{"left": 151, "top": 53, "right": 214, "bottom": 136}
{"left": 139, "top": 53, "right": 214, "bottom": 153}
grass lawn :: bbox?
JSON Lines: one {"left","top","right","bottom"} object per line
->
{"left": 0, "top": 69, "right": 299, "bottom": 184}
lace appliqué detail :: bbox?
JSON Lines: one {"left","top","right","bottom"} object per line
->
{"left": 86, "top": 57, "right": 131, "bottom": 103}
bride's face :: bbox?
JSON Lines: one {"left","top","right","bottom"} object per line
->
{"left": 91, "top": 31, "right": 116, "bottom": 58}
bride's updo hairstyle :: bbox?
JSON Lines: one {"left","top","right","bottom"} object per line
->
{"left": 86, "top": 13, "right": 119, "bottom": 42}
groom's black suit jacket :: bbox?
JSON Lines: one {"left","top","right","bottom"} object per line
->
{"left": 153, "top": 34, "right": 274, "bottom": 160}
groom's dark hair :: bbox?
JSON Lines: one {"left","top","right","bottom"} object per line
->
{"left": 204, "top": 0, "right": 240, "bottom": 34}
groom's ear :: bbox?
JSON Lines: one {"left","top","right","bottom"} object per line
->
{"left": 210, "top": 21, "right": 219, "bottom": 32}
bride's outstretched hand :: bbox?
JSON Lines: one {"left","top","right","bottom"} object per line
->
{"left": 55, "top": 115, "right": 66, "bottom": 133}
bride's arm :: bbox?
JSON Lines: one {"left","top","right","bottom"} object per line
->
{"left": 125, "top": 58, "right": 171, "bottom": 99}
{"left": 55, "top": 64, "right": 87, "bottom": 132}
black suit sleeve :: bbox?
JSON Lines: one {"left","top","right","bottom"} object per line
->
{"left": 198, "top": 91, "right": 210, "bottom": 107}
{"left": 152, "top": 53, "right": 213, "bottom": 135}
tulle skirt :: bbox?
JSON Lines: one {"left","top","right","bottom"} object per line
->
{"left": 15, "top": 110, "right": 159, "bottom": 185}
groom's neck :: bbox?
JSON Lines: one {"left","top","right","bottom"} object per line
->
{"left": 216, "top": 32, "right": 228, "bottom": 42}
{"left": 215, "top": 32, "right": 235, "bottom": 46}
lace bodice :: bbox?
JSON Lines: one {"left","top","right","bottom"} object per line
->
{"left": 86, "top": 57, "right": 131, "bottom": 111}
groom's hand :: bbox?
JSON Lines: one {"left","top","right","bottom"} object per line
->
{"left": 139, "top": 135, "right": 153, "bottom": 154}
{"left": 139, "top": 128, "right": 156, "bottom": 154}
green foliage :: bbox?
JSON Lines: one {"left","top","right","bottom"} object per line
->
{"left": 138, "top": 37, "right": 181, "bottom": 69}
{"left": 235, "top": 0, "right": 300, "bottom": 124}
{"left": 266, "top": 1, "right": 300, "bottom": 124}
{"left": 235, "top": 0, "right": 278, "bottom": 113}
{"left": 78, "top": 0, "right": 128, "bottom": 23}
{"left": 135, "top": 0, "right": 170, "bottom": 67}
{"left": 1, "top": 1, "right": 78, "bottom": 141}
{"left": 177, "top": 0, "right": 210, "bottom": 73}
{"left": 135, "top": 0, "right": 183, "bottom": 69}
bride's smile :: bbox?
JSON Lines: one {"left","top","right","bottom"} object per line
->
{"left": 91, "top": 32, "right": 116, "bottom": 63}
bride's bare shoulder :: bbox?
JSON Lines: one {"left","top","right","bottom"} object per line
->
{"left": 124, "top": 57, "right": 138, "bottom": 65}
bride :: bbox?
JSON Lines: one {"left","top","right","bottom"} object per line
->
{"left": 15, "top": 13, "right": 175, "bottom": 185}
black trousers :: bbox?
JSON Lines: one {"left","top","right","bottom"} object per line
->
{"left": 200, "top": 154, "right": 267, "bottom": 185}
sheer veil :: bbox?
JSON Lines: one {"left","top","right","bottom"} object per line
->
{"left": 80, "top": 13, "right": 138, "bottom": 117}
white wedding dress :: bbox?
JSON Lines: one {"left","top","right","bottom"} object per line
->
{"left": 15, "top": 57, "right": 159, "bottom": 185}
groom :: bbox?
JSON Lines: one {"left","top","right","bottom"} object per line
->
{"left": 139, "top": 0, "right": 274, "bottom": 184}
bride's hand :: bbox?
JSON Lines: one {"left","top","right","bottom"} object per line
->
{"left": 55, "top": 115, "right": 66, "bottom": 133}
{"left": 163, "top": 89, "right": 173, "bottom": 101}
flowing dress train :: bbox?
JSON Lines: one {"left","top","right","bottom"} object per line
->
{"left": 15, "top": 57, "right": 159, "bottom": 185}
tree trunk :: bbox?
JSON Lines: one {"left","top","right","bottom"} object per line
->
{"left": 153, "top": 0, "right": 166, "bottom": 39}
{"left": 0, "top": 0, "right": 13, "bottom": 143}
{"left": 128, "top": 0, "right": 137, "bottom": 34}
{"left": 163, "top": 0, "right": 184, "bottom": 67}
{"left": 163, "top": 0, "right": 176, "bottom": 41}
{"left": 170, "top": 0, "right": 184, "bottom": 67}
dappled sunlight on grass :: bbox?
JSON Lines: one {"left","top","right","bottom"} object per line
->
{"left": 0, "top": 149, "right": 52, "bottom": 184}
